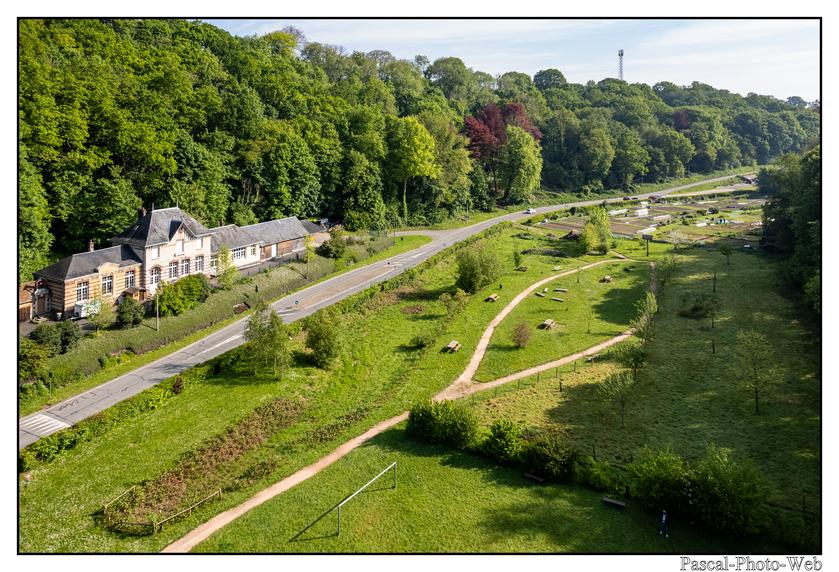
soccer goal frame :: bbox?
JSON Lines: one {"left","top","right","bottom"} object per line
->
{"left": 336, "top": 461, "right": 397, "bottom": 536}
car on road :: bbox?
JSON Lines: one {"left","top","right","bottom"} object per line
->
{"left": 525, "top": 208, "right": 536, "bottom": 214}
{"left": 623, "top": 196, "right": 631, "bottom": 201}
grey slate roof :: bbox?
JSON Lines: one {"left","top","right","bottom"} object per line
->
{"left": 112, "top": 207, "right": 213, "bottom": 249}
{"left": 210, "top": 225, "right": 260, "bottom": 253}
{"left": 301, "top": 220, "right": 326, "bottom": 234}
{"left": 242, "top": 217, "right": 309, "bottom": 245}
{"left": 34, "top": 245, "right": 142, "bottom": 281}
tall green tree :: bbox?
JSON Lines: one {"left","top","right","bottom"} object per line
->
{"left": 385, "top": 116, "right": 441, "bottom": 224}
{"left": 500, "top": 125, "right": 542, "bottom": 204}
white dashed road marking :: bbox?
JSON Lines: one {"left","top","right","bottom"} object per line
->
{"left": 19, "top": 414, "right": 71, "bottom": 437}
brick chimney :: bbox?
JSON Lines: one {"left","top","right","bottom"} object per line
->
{"left": 88, "top": 240, "right": 95, "bottom": 252}
{"left": 138, "top": 206, "right": 147, "bottom": 220}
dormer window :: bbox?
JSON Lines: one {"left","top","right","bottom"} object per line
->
{"left": 176, "top": 239, "right": 184, "bottom": 255}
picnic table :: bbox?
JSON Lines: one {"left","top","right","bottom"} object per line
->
{"left": 540, "top": 319, "right": 556, "bottom": 330}
{"left": 445, "top": 340, "right": 462, "bottom": 353}
{"left": 485, "top": 294, "right": 499, "bottom": 302}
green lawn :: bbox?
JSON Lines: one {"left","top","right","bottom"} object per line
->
{"left": 468, "top": 247, "right": 821, "bottom": 514}
{"left": 20, "top": 234, "right": 431, "bottom": 416}
{"left": 475, "top": 258, "right": 648, "bottom": 382}
{"left": 19, "top": 226, "right": 623, "bottom": 552}
{"left": 194, "top": 427, "right": 776, "bottom": 553}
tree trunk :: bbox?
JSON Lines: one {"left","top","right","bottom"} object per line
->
{"left": 620, "top": 405, "right": 625, "bottom": 429}
{"left": 402, "top": 179, "right": 408, "bottom": 225}
{"left": 755, "top": 386, "right": 760, "bottom": 414}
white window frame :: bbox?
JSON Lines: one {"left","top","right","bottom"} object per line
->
{"left": 125, "top": 269, "right": 136, "bottom": 289}
{"left": 102, "top": 275, "right": 113, "bottom": 296}
{"left": 168, "top": 261, "right": 178, "bottom": 280}
{"left": 195, "top": 256, "right": 204, "bottom": 272}
{"left": 176, "top": 239, "right": 185, "bottom": 255}
{"left": 198, "top": 237, "right": 204, "bottom": 248}
{"left": 232, "top": 247, "right": 245, "bottom": 260}
{"left": 181, "top": 258, "right": 190, "bottom": 276}
{"left": 210, "top": 255, "right": 217, "bottom": 269}
{"left": 150, "top": 246, "right": 160, "bottom": 260}
{"left": 250, "top": 245, "right": 257, "bottom": 257}
{"left": 150, "top": 267, "right": 161, "bottom": 285}
{"left": 76, "top": 281, "right": 89, "bottom": 302}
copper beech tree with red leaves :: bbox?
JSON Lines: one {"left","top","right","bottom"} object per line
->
{"left": 464, "top": 102, "right": 542, "bottom": 203}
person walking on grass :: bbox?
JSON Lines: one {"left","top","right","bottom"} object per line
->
{"left": 659, "top": 509, "right": 670, "bottom": 538}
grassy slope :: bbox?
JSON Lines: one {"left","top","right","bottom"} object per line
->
{"left": 20, "top": 227, "right": 621, "bottom": 552}
{"left": 20, "top": 234, "right": 431, "bottom": 416}
{"left": 194, "top": 427, "right": 775, "bottom": 553}
{"left": 468, "top": 247, "right": 820, "bottom": 511}
{"left": 475, "top": 258, "right": 648, "bottom": 382}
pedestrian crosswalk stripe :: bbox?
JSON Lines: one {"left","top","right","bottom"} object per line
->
{"left": 20, "top": 414, "right": 71, "bottom": 437}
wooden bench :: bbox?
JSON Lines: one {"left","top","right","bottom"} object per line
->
{"left": 554, "top": 288, "right": 568, "bottom": 293}
{"left": 586, "top": 353, "right": 600, "bottom": 363}
{"left": 445, "top": 340, "right": 462, "bottom": 353}
{"left": 540, "top": 319, "right": 556, "bottom": 330}
{"left": 485, "top": 294, "right": 499, "bottom": 302}
{"left": 602, "top": 497, "right": 626, "bottom": 510}
{"left": 535, "top": 292, "right": 546, "bottom": 298}
{"left": 550, "top": 297, "right": 564, "bottom": 302}
{"left": 524, "top": 472, "right": 545, "bottom": 483}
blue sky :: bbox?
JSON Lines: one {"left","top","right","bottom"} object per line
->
{"left": 204, "top": 18, "right": 820, "bottom": 101}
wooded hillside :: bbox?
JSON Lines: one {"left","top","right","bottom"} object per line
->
{"left": 18, "top": 19, "right": 819, "bottom": 282}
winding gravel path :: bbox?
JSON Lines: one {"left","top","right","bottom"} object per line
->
{"left": 162, "top": 255, "right": 637, "bottom": 553}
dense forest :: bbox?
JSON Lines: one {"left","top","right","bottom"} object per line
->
{"left": 760, "top": 145, "right": 821, "bottom": 314}
{"left": 18, "top": 19, "right": 820, "bottom": 282}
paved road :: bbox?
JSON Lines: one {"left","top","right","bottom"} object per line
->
{"left": 18, "top": 173, "right": 744, "bottom": 448}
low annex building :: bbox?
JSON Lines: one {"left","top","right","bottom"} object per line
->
{"left": 31, "top": 207, "right": 322, "bottom": 319}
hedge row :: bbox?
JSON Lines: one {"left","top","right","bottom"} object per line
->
{"left": 19, "top": 364, "right": 211, "bottom": 471}
{"left": 404, "top": 401, "right": 813, "bottom": 549}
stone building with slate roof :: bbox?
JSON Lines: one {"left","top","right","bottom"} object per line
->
{"left": 31, "top": 207, "right": 312, "bottom": 318}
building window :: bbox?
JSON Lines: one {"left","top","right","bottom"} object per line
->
{"left": 195, "top": 256, "right": 204, "bottom": 272}
{"left": 250, "top": 245, "right": 257, "bottom": 257}
{"left": 102, "top": 275, "right": 113, "bottom": 296}
{"left": 233, "top": 247, "right": 246, "bottom": 260}
{"left": 76, "top": 281, "right": 89, "bottom": 302}
{"left": 150, "top": 246, "right": 160, "bottom": 259}
{"left": 198, "top": 237, "right": 204, "bottom": 248}
{"left": 150, "top": 267, "right": 161, "bottom": 285}
{"left": 176, "top": 240, "right": 184, "bottom": 255}
{"left": 125, "top": 269, "right": 136, "bottom": 289}
{"left": 181, "top": 259, "right": 190, "bottom": 276}
{"left": 168, "top": 261, "right": 178, "bottom": 279}
{"left": 210, "top": 255, "right": 217, "bottom": 269}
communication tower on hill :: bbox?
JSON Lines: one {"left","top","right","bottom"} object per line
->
{"left": 618, "top": 49, "right": 624, "bottom": 81}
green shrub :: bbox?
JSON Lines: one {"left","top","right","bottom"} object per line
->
{"left": 116, "top": 296, "right": 145, "bottom": 327}
{"left": 30, "top": 323, "right": 63, "bottom": 356}
{"left": 57, "top": 320, "right": 83, "bottom": 353}
{"left": 574, "top": 456, "right": 629, "bottom": 495}
{"left": 677, "top": 292, "right": 719, "bottom": 319}
{"left": 305, "top": 309, "right": 342, "bottom": 369}
{"left": 455, "top": 246, "right": 501, "bottom": 294}
{"left": 482, "top": 420, "right": 524, "bottom": 463}
{"left": 520, "top": 432, "right": 576, "bottom": 481}
{"left": 406, "top": 401, "right": 479, "bottom": 450}
{"left": 691, "top": 445, "right": 771, "bottom": 535}
{"left": 18, "top": 449, "right": 36, "bottom": 472}
{"left": 317, "top": 228, "right": 347, "bottom": 259}
{"left": 626, "top": 446, "right": 693, "bottom": 514}
{"left": 410, "top": 332, "right": 434, "bottom": 349}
